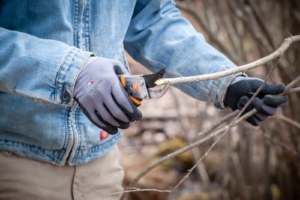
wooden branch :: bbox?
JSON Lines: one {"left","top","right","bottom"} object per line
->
{"left": 226, "top": 0, "right": 294, "bottom": 81}
{"left": 155, "top": 35, "right": 300, "bottom": 86}
{"left": 271, "top": 114, "right": 300, "bottom": 130}
{"left": 214, "top": 0, "right": 240, "bottom": 55}
{"left": 246, "top": 0, "right": 275, "bottom": 49}
{"left": 282, "top": 76, "right": 300, "bottom": 95}
{"left": 231, "top": 57, "right": 280, "bottom": 123}
{"left": 170, "top": 126, "right": 229, "bottom": 195}
{"left": 170, "top": 88, "right": 211, "bottom": 184}
{"left": 261, "top": 133, "right": 300, "bottom": 160}
{"left": 198, "top": 110, "right": 239, "bottom": 136}
{"left": 123, "top": 60, "right": 299, "bottom": 200}
{"left": 287, "top": 87, "right": 300, "bottom": 94}
{"left": 123, "top": 85, "right": 299, "bottom": 196}
{"left": 167, "top": 109, "right": 258, "bottom": 198}
{"left": 167, "top": 54, "right": 280, "bottom": 197}
{"left": 110, "top": 188, "right": 171, "bottom": 196}
{"left": 123, "top": 109, "right": 257, "bottom": 192}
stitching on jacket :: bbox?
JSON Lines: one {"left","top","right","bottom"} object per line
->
{"left": 84, "top": 0, "right": 90, "bottom": 51}
{"left": 74, "top": 0, "right": 79, "bottom": 48}
{"left": 55, "top": 47, "right": 76, "bottom": 104}
{"left": 61, "top": 104, "right": 71, "bottom": 157}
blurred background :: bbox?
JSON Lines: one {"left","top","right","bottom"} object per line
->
{"left": 119, "top": 0, "right": 300, "bottom": 199}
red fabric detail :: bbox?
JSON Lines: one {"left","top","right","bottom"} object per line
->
{"left": 100, "top": 131, "right": 109, "bottom": 140}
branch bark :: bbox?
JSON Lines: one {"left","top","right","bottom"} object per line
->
{"left": 155, "top": 35, "right": 300, "bottom": 86}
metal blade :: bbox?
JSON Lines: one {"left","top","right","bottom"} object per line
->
{"left": 142, "top": 68, "right": 165, "bottom": 88}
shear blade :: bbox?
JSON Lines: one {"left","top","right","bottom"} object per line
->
{"left": 142, "top": 68, "right": 165, "bottom": 88}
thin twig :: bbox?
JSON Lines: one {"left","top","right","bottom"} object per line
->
{"left": 232, "top": 57, "right": 280, "bottom": 123}
{"left": 123, "top": 109, "right": 256, "bottom": 193}
{"left": 246, "top": 0, "right": 275, "bottom": 49}
{"left": 110, "top": 189, "right": 171, "bottom": 196}
{"left": 281, "top": 76, "right": 300, "bottom": 95}
{"left": 170, "top": 88, "right": 210, "bottom": 184}
{"left": 155, "top": 35, "right": 300, "bottom": 86}
{"left": 286, "top": 87, "right": 300, "bottom": 94}
{"left": 198, "top": 110, "right": 239, "bottom": 136}
{"left": 122, "top": 87, "right": 296, "bottom": 200}
{"left": 169, "top": 129, "right": 228, "bottom": 196}
{"left": 124, "top": 87, "right": 298, "bottom": 194}
{"left": 167, "top": 57, "right": 280, "bottom": 197}
{"left": 271, "top": 114, "right": 300, "bottom": 130}
{"left": 167, "top": 109, "right": 258, "bottom": 198}
{"left": 261, "top": 133, "right": 300, "bottom": 160}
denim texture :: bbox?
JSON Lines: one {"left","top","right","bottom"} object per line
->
{"left": 0, "top": 0, "right": 239, "bottom": 165}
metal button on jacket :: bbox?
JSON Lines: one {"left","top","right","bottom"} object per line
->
{"left": 60, "top": 91, "right": 71, "bottom": 103}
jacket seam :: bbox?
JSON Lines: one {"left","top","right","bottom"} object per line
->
{"left": 84, "top": 0, "right": 90, "bottom": 51}
{"left": 74, "top": 105, "right": 81, "bottom": 158}
{"left": 74, "top": 0, "right": 79, "bottom": 48}
{"left": 55, "top": 47, "right": 76, "bottom": 104}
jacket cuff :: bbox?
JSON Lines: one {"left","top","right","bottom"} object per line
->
{"left": 209, "top": 72, "right": 246, "bottom": 110}
{"left": 55, "top": 47, "right": 94, "bottom": 106}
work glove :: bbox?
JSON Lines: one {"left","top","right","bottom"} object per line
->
{"left": 73, "top": 57, "right": 142, "bottom": 135}
{"left": 224, "top": 76, "right": 289, "bottom": 126}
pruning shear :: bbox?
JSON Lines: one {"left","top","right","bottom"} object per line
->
{"left": 119, "top": 69, "right": 170, "bottom": 106}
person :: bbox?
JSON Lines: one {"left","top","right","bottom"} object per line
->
{"left": 0, "top": 0, "right": 288, "bottom": 200}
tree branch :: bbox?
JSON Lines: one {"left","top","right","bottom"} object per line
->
{"left": 271, "top": 114, "right": 300, "bottom": 130}
{"left": 110, "top": 188, "right": 171, "bottom": 196}
{"left": 155, "top": 35, "right": 300, "bottom": 86}
{"left": 167, "top": 54, "right": 280, "bottom": 197}
{"left": 198, "top": 110, "right": 239, "bottom": 136}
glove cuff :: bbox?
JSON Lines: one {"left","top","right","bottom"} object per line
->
{"left": 210, "top": 73, "right": 246, "bottom": 109}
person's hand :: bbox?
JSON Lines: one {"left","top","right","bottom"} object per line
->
{"left": 73, "top": 57, "right": 142, "bottom": 135}
{"left": 224, "top": 76, "right": 289, "bottom": 126}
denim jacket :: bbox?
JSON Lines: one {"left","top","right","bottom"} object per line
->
{"left": 0, "top": 0, "right": 238, "bottom": 165}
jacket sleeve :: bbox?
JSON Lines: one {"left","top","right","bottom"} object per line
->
{"left": 124, "top": 0, "right": 241, "bottom": 109}
{"left": 0, "top": 27, "right": 93, "bottom": 106}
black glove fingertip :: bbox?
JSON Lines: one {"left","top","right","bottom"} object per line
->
{"left": 274, "top": 83, "right": 286, "bottom": 94}
{"left": 102, "top": 126, "right": 119, "bottom": 135}
{"left": 119, "top": 122, "right": 130, "bottom": 129}
{"left": 263, "top": 95, "right": 289, "bottom": 107}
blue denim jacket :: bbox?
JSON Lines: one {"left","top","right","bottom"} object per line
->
{"left": 0, "top": 0, "right": 238, "bottom": 165}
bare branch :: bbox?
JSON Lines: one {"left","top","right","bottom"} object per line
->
{"left": 170, "top": 88, "right": 210, "bottom": 184}
{"left": 167, "top": 109, "right": 258, "bottom": 198}
{"left": 271, "top": 114, "right": 300, "bottom": 130}
{"left": 198, "top": 110, "right": 239, "bottom": 136}
{"left": 261, "top": 133, "right": 300, "bottom": 160}
{"left": 110, "top": 188, "right": 171, "bottom": 196}
{"left": 281, "top": 76, "right": 300, "bottom": 95}
{"left": 155, "top": 35, "right": 300, "bottom": 86}
{"left": 123, "top": 109, "right": 257, "bottom": 192}
{"left": 286, "top": 87, "right": 300, "bottom": 94}
{"left": 246, "top": 0, "right": 276, "bottom": 49}
{"left": 231, "top": 57, "right": 280, "bottom": 123}
{"left": 169, "top": 127, "right": 229, "bottom": 196}
{"left": 167, "top": 57, "right": 280, "bottom": 197}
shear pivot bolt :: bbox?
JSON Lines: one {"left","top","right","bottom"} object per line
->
{"left": 131, "top": 84, "right": 138, "bottom": 92}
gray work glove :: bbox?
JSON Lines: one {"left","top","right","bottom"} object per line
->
{"left": 74, "top": 57, "right": 142, "bottom": 135}
{"left": 224, "top": 76, "right": 289, "bottom": 126}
